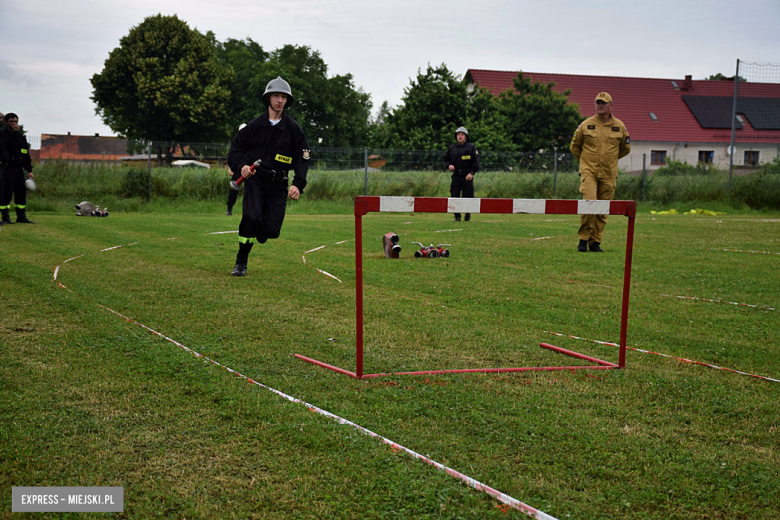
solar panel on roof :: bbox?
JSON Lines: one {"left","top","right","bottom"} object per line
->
{"left": 682, "top": 96, "right": 741, "bottom": 129}
{"left": 737, "top": 98, "right": 780, "bottom": 130}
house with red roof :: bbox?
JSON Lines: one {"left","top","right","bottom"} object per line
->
{"left": 30, "top": 133, "right": 129, "bottom": 163}
{"left": 465, "top": 69, "right": 780, "bottom": 173}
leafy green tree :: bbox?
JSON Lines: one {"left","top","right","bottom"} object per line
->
{"left": 380, "top": 64, "right": 472, "bottom": 150}
{"left": 216, "top": 38, "right": 269, "bottom": 135}
{"left": 90, "top": 14, "right": 233, "bottom": 163}
{"left": 707, "top": 73, "right": 747, "bottom": 82}
{"left": 256, "top": 45, "right": 372, "bottom": 148}
{"left": 494, "top": 72, "right": 581, "bottom": 152}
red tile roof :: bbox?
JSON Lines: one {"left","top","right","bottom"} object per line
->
{"left": 465, "top": 69, "right": 780, "bottom": 144}
{"left": 35, "top": 134, "right": 129, "bottom": 161}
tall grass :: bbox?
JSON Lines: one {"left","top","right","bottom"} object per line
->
{"left": 25, "top": 160, "right": 780, "bottom": 213}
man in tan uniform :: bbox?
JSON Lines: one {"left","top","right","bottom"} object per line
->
{"left": 570, "top": 92, "right": 631, "bottom": 252}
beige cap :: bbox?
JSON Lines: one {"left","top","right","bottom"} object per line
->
{"left": 595, "top": 92, "right": 613, "bottom": 103}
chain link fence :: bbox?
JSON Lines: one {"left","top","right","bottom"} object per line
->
{"left": 28, "top": 135, "right": 577, "bottom": 173}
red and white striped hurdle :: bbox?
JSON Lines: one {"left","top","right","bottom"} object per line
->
{"left": 295, "top": 196, "right": 637, "bottom": 379}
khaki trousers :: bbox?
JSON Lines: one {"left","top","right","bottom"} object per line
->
{"left": 578, "top": 171, "right": 615, "bottom": 244}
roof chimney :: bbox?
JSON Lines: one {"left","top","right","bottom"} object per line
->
{"left": 684, "top": 75, "right": 692, "bottom": 90}
{"left": 95, "top": 133, "right": 99, "bottom": 137}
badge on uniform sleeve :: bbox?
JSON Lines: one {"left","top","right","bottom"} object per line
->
{"left": 275, "top": 154, "right": 293, "bottom": 164}
{"left": 625, "top": 136, "right": 630, "bottom": 144}
{"left": 303, "top": 149, "right": 311, "bottom": 160}
{"left": 612, "top": 127, "right": 620, "bottom": 132}
{"left": 587, "top": 125, "right": 596, "bottom": 130}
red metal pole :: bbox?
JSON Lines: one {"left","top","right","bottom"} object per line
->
{"left": 618, "top": 204, "right": 637, "bottom": 368}
{"left": 355, "top": 213, "right": 364, "bottom": 379}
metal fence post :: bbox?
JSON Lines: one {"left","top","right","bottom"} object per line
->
{"left": 553, "top": 152, "right": 558, "bottom": 198}
{"left": 728, "top": 59, "right": 740, "bottom": 196}
{"left": 148, "top": 141, "right": 152, "bottom": 201}
{"left": 364, "top": 147, "right": 368, "bottom": 196}
{"left": 642, "top": 153, "right": 646, "bottom": 202}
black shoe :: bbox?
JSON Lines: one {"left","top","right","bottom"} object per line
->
{"left": 464, "top": 213, "right": 471, "bottom": 222}
{"left": 589, "top": 242, "right": 604, "bottom": 252}
{"left": 454, "top": 215, "right": 461, "bottom": 222}
{"left": 16, "top": 217, "right": 34, "bottom": 224}
{"left": 231, "top": 263, "right": 247, "bottom": 276}
{"left": 577, "top": 239, "right": 588, "bottom": 252}
{"left": 226, "top": 207, "right": 233, "bottom": 216}
{"left": 1, "top": 219, "right": 14, "bottom": 224}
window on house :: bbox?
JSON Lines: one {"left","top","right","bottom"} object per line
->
{"left": 698, "top": 151, "right": 714, "bottom": 164}
{"left": 650, "top": 150, "right": 667, "bottom": 165}
{"left": 649, "top": 112, "right": 659, "bottom": 122}
{"left": 736, "top": 115, "right": 745, "bottom": 124}
{"left": 744, "top": 150, "right": 759, "bottom": 166}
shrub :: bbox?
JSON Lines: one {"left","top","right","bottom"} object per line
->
{"left": 654, "top": 158, "right": 718, "bottom": 177}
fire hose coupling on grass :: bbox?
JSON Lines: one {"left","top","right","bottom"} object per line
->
{"left": 75, "top": 201, "right": 109, "bottom": 217}
{"left": 412, "top": 242, "right": 450, "bottom": 258}
{"left": 383, "top": 232, "right": 401, "bottom": 258}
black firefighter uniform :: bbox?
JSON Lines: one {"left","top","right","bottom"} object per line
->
{"left": 1, "top": 129, "right": 34, "bottom": 223}
{"left": 227, "top": 111, "right": 310, "bottom": 247}
{"left": 444, "top": 141, "right": 480, "bottom": 220}
{"left": 569, "top": 114, "right": 631, "bottom": 244}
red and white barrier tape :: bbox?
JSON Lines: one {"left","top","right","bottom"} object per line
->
{"left": 100, "top": 242, "right": 138, "bottom": 252}
{"left": 99, "top": 305, "right": 556, "bottom": 519}
{"left": 662, "top": 294, "right": 775, "bottom": 311}
{"left": 53, "top": 253, "right": 86, "bottom": 282}
{"left": 207, "top": 230, "right": 239, "bottom": 235}
{"left": 711, "top": 248, "right": 779, "bottom": 256}
{"left": 544, "top": 331, "right": 779, "bottom": 383}
{"left": 301, "top": 244, "right": 343, "bottom": 283}
{"left": 531, "top": 236, "right": 554, "bottom": 241}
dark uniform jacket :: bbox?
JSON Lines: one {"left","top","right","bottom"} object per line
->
{"left": 2, "top": 129, "right": 33, "bottom": 172}
{"left": 228, "top": 112, "right": 310, "bottom": 193}
{"left": 444, "top": 142, "right": 480, "bottom": 177}
{"left": 0, "top": 130, "right": 9, "bottom": 166}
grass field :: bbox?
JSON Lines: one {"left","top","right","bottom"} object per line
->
{"left": 1, "top": 202, "right": 779, "bottom": 519}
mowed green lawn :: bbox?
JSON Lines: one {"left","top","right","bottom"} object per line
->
{"left": 1, "top": 206, "right": 778, "bottom": 519}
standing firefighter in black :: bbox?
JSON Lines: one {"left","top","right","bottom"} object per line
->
{"left": 444, "top": 126, "right": 479, "bottom": 222}
{"left": 227, "top": 77, "right": 311, "bottom": 276}
{"left": 1, "top": 113, "right": 35, "bottom": 224}
{"left": 0, "top": 113, "right": 8, "bottom": 229}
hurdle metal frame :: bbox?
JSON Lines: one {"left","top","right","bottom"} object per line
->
{"left": 295, "top": 196, "right": 637, "bottom": 379}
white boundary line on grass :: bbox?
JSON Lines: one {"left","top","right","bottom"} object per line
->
{"left": 662, "top": 294, "right": 776, "bottom": 311}
{"left": 711, "top": 247, "right": 780, "bottom": 255}
{"left": 98, "top": 304, "right": 558, "bottom": 520}
{"left": 544, "top": 331, "right": 780, "bottom": 384}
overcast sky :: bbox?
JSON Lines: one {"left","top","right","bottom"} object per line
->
{"left": 1, "top": 0, "right": 779, "bottom": 138}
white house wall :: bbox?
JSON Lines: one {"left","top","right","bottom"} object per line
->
{"left": 619, "top": 142, "right": 780, "bottom": 173}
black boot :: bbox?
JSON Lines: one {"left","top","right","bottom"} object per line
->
{"left": 226, "top": 205, "right": 233, "bottom": 216}
{"left": 231, "top": 242, "right": 253, "bottom": 276}
{"left": 464, "top": 213, "right": 471, "bottom": 222}
{"left": 589, "top": 242, "right": 604, "bottom": 252}
{"left": 1, "top": 208, "right": 14, "bottom": 224}
{"left": 577, "top": 239, "right": 588, "bottom": 252}
{"left": 15, "top": 209, "right": 35, "bottom": 224}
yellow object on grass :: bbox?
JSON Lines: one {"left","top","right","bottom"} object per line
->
{"left": 684, "top": 209, "right": 727, "bottom": 215}
{"left": 650, "top": 208, "right": 727, "bottom": 216}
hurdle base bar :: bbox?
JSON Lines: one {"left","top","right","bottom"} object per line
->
{"left": 295, "top": 343, "right": 620, "bottom": 379}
